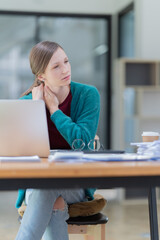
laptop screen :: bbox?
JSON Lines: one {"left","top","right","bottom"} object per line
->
{"left": 0, "top": 100, "right": 50, "bottom": 157}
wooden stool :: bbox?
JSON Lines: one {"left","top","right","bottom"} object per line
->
{"left": 68, "top": 213, "right": 108, "bottom": 240}
{"left": 18, "top": 194, "right": 108, "bottom": 240}
{"left": 18, "top": 213, "right": 108, "bottom": 240}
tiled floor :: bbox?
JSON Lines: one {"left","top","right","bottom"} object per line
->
{"left": 0, "top": 191, "right": 159, "bottom": 240}
{"left": 106, "top": 200, "right": 151, "bottom": 240}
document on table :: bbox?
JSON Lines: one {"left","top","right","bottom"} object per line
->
{"left": 48, "top": 151, "right": 84, "bottom": 163}
{"left": 83, "top": 153, "right": 151, "bottom": 161}
{"left": 0, "top": 155, "right": 40, "bottom": 162}
{"left": 48, "top": 152, "right": 151, "bottom": 162}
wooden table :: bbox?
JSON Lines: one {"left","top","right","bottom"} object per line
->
{"left": 0, "top": 159, "right": 160, "bottom": 240}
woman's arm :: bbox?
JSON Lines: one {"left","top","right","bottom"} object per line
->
{"left": 50, "top": 87, "right": 100, "bottom": 149}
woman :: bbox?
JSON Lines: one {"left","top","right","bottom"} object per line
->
{"left": 15, "top": 41, "right": 100, "bottom": 240}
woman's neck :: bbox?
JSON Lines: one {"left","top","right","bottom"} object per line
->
{"left": 50, "top": 85, "right": 70, "bottom": 104}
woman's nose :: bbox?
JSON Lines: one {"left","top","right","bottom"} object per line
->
{"left": 62, "top": 64, "right": 69, "bottom": 73}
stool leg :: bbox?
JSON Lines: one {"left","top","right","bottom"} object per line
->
{"left": 69, "top": 235, "right": 84, "bottom": 240}
{"left": 101, "top": 224, "right": 106, "bottom": 240}
{"left": 86, "top": 225, "right": 101, "bottom": 240}
{"left": 84, "top": 236, "right": 94, "bottom": 240}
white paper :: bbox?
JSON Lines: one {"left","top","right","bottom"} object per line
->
{"left": 0, "top": 155, "right": 40, "bottom": 162}
{"left": 82, "top": 153, "right": 150, "bottom": 161}
{"left": 48, "top": 151, "right": 84, "bottom": 162}
{"left": 48, "top": 152, "right": 151, "bottom": 162}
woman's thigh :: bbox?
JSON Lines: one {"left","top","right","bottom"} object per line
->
{"left": 27, "top": 188, "right": 87, "bottom": 206}
{"left": 58, "top": 188, "right": 87, "bottom": 204}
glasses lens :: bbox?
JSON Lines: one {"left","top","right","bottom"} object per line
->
{"left": 72, "top": 139, "right": 85, "bottom": 150}
{"left": 88, "top": 139, "right": 101, "bottom": 151}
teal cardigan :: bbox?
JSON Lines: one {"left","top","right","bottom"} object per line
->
{"left": 15, "top": 81, "right": 100, "bottom": 208}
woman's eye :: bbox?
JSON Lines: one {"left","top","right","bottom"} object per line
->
{"left": 53, "top": 65, "right": 58, "bottom": 69}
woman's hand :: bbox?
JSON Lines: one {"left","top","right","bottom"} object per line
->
{"left": 32, "top": 84, "right": 44, "bottom": 100}
{"left": 44, "top": 85, "right": 59, "bottom": 115}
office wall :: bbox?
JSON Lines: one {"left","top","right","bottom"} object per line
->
{"left": 135, "top": 0, "right": 160, "bottom": 59}
{"left": 0, "top": 0, "right": 132, "bottom": 14}
{"left": 0, "top": 0, "right": 113, "bottom": 14}
{"left": 114, "top": 0, "right": 133, "bottom": 12}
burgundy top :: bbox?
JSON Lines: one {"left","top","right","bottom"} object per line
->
{"left": 46, "top": 91, "right": 72, "bottom": 149}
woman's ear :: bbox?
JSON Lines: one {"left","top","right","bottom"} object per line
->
{"left": 38, "top": 75, "right": 45, "bottom": 82}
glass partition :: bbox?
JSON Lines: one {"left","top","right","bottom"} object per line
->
{"left": 0, "top": 12, "right": 110, "bottom": 148}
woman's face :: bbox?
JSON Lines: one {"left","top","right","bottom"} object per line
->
{"left": 41, "top": 47, "right": 71, "bottom": 89}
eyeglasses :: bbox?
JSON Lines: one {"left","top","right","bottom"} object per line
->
{"left": 72, "top": 139, "right": 104, "bottom": 151}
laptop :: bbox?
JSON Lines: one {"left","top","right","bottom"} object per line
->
{"left": 0, "top": 100, "right": 50, "bottom": 157}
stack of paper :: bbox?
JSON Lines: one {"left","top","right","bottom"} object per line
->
{"left": 48, "top": 152, "right": 151, "bottom": 162}
{"left": 131, "top": 141, "right": 160, "bottom": 159}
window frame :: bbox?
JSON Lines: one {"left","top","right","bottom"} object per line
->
{"left": 0, "top": 10, "right": 112, "bottom": 148}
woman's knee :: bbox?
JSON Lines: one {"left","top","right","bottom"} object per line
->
{"left": 53, "top": 196, "right": 65, "bottom": 210}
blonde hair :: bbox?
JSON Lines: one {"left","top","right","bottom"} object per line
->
{"left": 20, "top": 41, "right": 63, "bottom": 97}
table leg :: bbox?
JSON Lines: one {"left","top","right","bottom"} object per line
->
{"left": 148, "top": 187, "right": 159, "bottom": 240}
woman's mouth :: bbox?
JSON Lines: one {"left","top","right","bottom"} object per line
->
{"left": 62, "top": 75, "right": 70, "bottom": 81}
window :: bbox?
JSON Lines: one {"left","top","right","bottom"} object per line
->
{"left": 0, "top": 11, "right": 111, "bottom": 148}
{"left": 118, "top": 3, "right": 134, "bottom": 57}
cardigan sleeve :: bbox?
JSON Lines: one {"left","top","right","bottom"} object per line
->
{"left": 50, "top": 86, "right": 100, "bottom": 149}
{"left": 15, "top": 189, "right": 26, "bottom": 208}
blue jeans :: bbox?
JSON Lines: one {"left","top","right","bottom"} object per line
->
{"left": 15, "top": 189, "right": 86, "bottom": 240}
